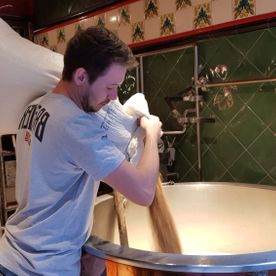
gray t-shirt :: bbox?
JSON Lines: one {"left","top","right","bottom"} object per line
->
{"left": 0, "top": 93, "right": 124, "bottom": 275}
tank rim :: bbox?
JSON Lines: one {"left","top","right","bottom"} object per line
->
{"left": 84, "top": 182, "right": 276, "bottom": 273}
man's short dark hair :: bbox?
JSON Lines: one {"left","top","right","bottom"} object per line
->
{"left": 62, "top": 26, "right": 138, "bottom": 83}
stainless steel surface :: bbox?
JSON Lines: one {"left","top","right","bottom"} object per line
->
{"left": 204, "top": 76, "right": 276, "bottom": 88}
{"left": 84, "top": 182, "right": 276, "bottom": 273}
{"left": 135, "top": 64, "right": 140, "bottom": 93}
{"left": 135, "top": 43, "right": 196, "bottom": 58}
{"left": 139, "top": 56, "right": 144, "bottom": 93}
{"left": 162, "top": 130, "right": 186, "bottom": 135}
{"left": 194, "top": 45, "right": 202, "bottom": 180}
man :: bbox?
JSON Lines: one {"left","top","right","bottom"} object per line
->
{"left": 0, "top": 26, "right": 162, "bottom": 275}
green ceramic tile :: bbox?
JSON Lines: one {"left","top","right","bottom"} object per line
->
{"left": 206, "top": 90, "right": 244, "bottom": 125}
{"left": 168, "top": 47, "right": 194, "bottom": 72}
{"left": 246, "top": 29, "right": 276, "bottom": 76}
{"left": 248, "top": 129, "right": 276, "bottom": 172}
{"left": 198, "top": 38, "right": 231, "bottom": 77}
{"left": 159, "top": 49, "right": 185, "bottom": 70}
{"left": 269, "top": 26, "right": 276, "bottom": 37}
{"left": 179, "top": 167, "right": 199, "bottom": 182}
{"left": 160, "top": 69, "right": 191, "bottom": 98}
{"left": 270, "top": 117, "right": 276, "bottom": 133}
{"left": 219, "top": 172, "right": 236, "bottom": 182}
{"left": 247, "top": 90, "right": 276, "bottom": 125}
{"left": 226, "top": 28, "right": 264, "bottom": 56}
{"left": 208, "top": 129, "right": 244, "bottom": 168}
{"left": 174, "top": 155, "right": 197, "bottom": 180}
{"left": 143, "top": 73, "right": 159, "bottom": 95}
{"left": 173, "top": 48, "right": 195, "bottom": 82}
{"left": 177, "top": 129, "right": 198, "bottom": 165}
{"left": 201, "top": 115, "right": 224, "bottom": 144}
{"left": 269, "top": 165, "right": 276, "bottom": 185}
{"left": 235, "top": 83, "right": 260, "bottom": 103}
{"left": 143, "top": 55, "right": 170, "bottom": 87}
{"left": 258, "top": 175, "right": 276, "bottom": 186}
{"left": 228, "top": 105, "right": 266, "bottom": 147}
{"left": 230, "top": 58, "right": 263, "bottom": 81}
{"left": 148, "top": 90, "right": 171, "bottom": 124}
{"left": 200, "top": 38, "right": 258, "bottom": 82}
{"left": 198, "top": 37, "right": 221, "bottom": 64}
{"left": 229, "top": 152, "right": 267, "bottom": 183}
{"left": 201, "top": 149, "right": 226, "bottom": 181}
{"left": 258, "top": 82, "right": 276, "bottom": 93}
{"left": 141, "top": 27, "right": 276, "bottom": 185}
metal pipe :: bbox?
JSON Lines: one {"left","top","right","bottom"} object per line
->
{"left": 163, "top": 130, "right": 186, "bottom": 135}
{"left": 139, "top": 56, "right": 144, "bottom": 93}
{"left": 135, "top": 64, "right": 140, "bottom": 93}
{"left": 135, "top": 43, "right": 196, "bottom": 58}
{"left": 204, "top": 76, "right": 276, "bottom": 88}
{"left": 194, "top": 45, "right": 202, "bottom": 181}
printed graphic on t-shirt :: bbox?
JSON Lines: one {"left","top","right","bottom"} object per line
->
{"left": 18, "top": 104, "right": 50, "bottom": 142}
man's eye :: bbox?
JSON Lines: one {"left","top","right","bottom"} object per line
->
{"left": 107, "top": 86, "right": 118, "bottom": 90}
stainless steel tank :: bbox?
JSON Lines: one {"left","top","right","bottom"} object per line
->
{"left": 82, "top": 182, "right": 276, "bottom": 275}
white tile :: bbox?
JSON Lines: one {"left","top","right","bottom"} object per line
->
{"left": 194, "top": 2, "right": 212, "bottom": 28}
{"left": 91, "top": 14, "right": 106, "bottom": 27}
{"left": 212, "top": 0, "right": 233, "bottom": 24}
{"left": 191, "top": 0, "right": 209, "bottom": 6}
{"left": 144, "top": 16, "right": 160, "bottom": 40}
{"left": 159, "top": 0, "right": 176, "bottom": 15}
{"left": 256, "top": 0, "right": 276, "bottom": 15}
{"left": 79, "top": 18, "right": 91, "bottom": 29}
{"left": 84, "top": 16, "right": 95, "bottom": 28}
{"left": 129, "top": 1, "right": 145, "bottom": 23}
{"left": 89, "top": 16, "right": 99, "bottom": 27}
{"left": 117, "top": 24, "right": 132, "bottom": 45}
{"left": 175, "top": 6, "right": 194, "bottom": 33}
{"left": 65, "top": 24, "right": 75, "bottom": 41}
{"left": 47, "top": 30, "right": 57, "bottom": 46}
{"left": 56, "top": 43, "right": 66, "bottom": 55}
{"left": 33, "top": 34, "right": 40, "bottom": 44}
{"left": 105, "top": 9, "right": 120, "bottom": 32}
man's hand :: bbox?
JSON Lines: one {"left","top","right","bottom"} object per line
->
{"left": 140, "top": 115, "right": 162, "bottom": 142}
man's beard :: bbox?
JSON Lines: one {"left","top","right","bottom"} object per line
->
{"left": 82, "top": 94, "right": 96, "bottom": 112}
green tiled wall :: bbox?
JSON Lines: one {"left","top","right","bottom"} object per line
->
{"left": 139, "top": 26, "right": 276, "bottom": 185}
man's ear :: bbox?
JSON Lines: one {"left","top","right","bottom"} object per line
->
{"left": 73, "top": 68, "right": 87, "bottom": 86}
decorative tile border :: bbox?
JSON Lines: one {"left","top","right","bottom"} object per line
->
{"left": 176, "top": 0, "right": 192, "bottom": 10}
{"left": 160, "top": 13, "right": 175, "bottom": 36}
{"left": 57, "top": 28, "right": 66, "bottom": 43}
{"left": 119, "top": 6, "right": 131, "bottom": 24}
{"left": 33, "top": 0, "right": 274, "bottom": 54}
{"left": 145, "top": 0, "right": 159, "bottom": 19}
{"left": 194, "top": 3, "right": 212, "bottom": 29}
{"left": 41, "top": 34, "right": 49, "bottom": 47}
{"left": 132, "top": 21, "right": 145, "bottom": 42}
{"left": 233, "top": 0, "right": 255, "bottom": 20}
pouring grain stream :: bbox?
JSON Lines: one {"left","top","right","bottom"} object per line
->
{"left": 113, "top": 191, "right": 129, "bottom": 246}
{"left": 149, "top": 175, "right": 182, "bottom": 253}
{"left": 114, "top": 175, "right": 182, "bottom": 253}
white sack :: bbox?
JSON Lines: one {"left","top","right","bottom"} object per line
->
{"left": 92, "top": 93, "right": 150, "bottom": 164}
{"left": 0, "top": 18, "right": 63, "bottom": 136}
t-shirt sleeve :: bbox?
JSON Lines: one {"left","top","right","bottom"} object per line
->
{"left": 63, "top": 115, "right": 125, "bottom": 181}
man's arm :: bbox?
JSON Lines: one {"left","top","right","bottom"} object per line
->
{"left": 103, "top": 115, "right": 162, "bottom": 206}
